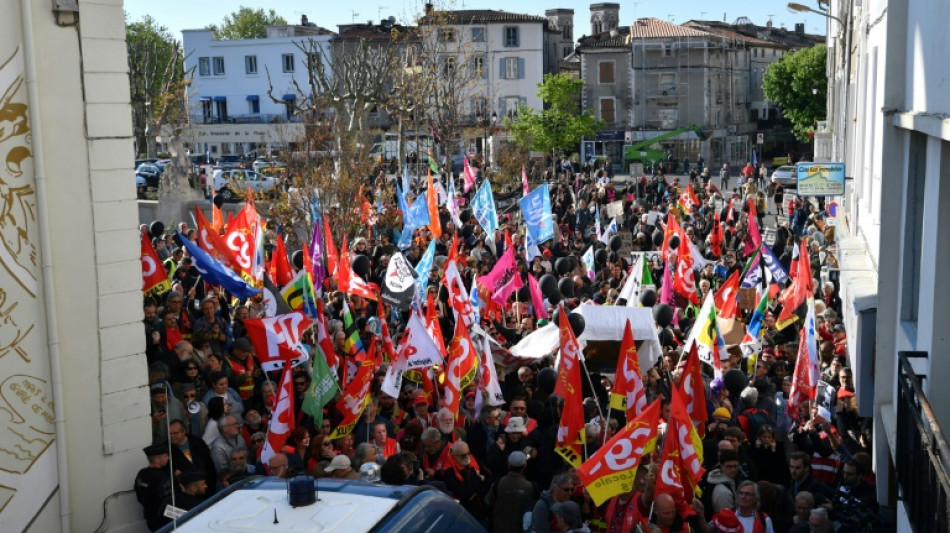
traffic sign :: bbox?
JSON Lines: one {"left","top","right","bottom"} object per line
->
{"left": 828, "top": 202, "right": 838, "bottom": 217}
{"left": 756, "top": 133, "right": 764, "bottom": 144}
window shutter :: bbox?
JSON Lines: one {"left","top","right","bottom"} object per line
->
{"left": 499, "top": 58, "right": 506, "bottom": 79}
{"left": 497, "top": 98, "right": 506, "bottom": 116}
{"left": 517, "top": 58, "right": 525, "bottom": 79}
{"left": 482, "top": 54, "right": 488, "bottom": 79}
{"left": 514, "top": 27, "right": 520, "bottom": 47}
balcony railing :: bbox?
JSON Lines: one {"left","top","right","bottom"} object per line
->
{"left": 188, "top": 113, "right": 304, "bottom": 125}
{"left": 897, "top": 352, "right": 950, "bottom": 533}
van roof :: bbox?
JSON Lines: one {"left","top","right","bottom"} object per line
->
{"left": 161, "top": 477, "right": 433, "bottom": 533}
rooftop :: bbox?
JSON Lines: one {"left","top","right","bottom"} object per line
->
{"left": 419, "top": 9, "right": 547, "bottom": 25}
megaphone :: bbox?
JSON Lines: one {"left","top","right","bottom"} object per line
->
{"left": 187, "top": 401, "right": 201, "bottom": 414}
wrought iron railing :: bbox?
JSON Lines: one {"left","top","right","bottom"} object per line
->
{"left": 897, "top": 352, "right": 950, "bottom": 533}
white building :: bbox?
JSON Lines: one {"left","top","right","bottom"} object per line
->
{"left": 181, "top": 22, "right": 334, "bottom": 158}
{"left": 827, "top": 0, "right": 950, "bottom": 530}
{"left": 0, "top": 0, "right": 148, "bottom": 531}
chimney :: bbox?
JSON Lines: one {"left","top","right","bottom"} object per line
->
{"left": 795, "top": 22, "right": 805, "bottom": 35}
{"left": 301, "top": 14, "right": 309, "bottom": 26}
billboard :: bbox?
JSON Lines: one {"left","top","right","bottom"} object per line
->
{"left": 796, "top": 162, "right": 845, "bottom": 196}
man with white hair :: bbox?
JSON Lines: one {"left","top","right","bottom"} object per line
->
{"left": 737, "top": 386, "right": 774, "bottom": 442}
{"left": 441, "top": 440, "right": 488, "bottom": 522}
{"left": 436, "top": 406, "right": 466, "bottom": 443}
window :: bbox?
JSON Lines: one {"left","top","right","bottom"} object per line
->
{"left": 282, "top": 53, "right": 295, "bottom": 73}
{"left": 472, "top": 55, "right": 486, "bottom": 78}
{"left": 902, "top": 132, "right": 927, "bottom": 322}
{"left": 442, "top": 56, "right": 456, "bottom": 76}
{"left": 504, "top": 26, "right": 520, "bottom": 47}
{"left": 562, "top": 23, "right": 572, "bottom": 40}
{"left": 503, "top": 57, "right": 520, "bottom": 80}
{"left": 440, "top": 28, "right": 456, "bottom": 42}
{"left": 472, "top": 27, "right": 485, "bottom": 42}
{"left": 599, "top": 98, "right": 615, "bottom": 123}
{"left": 753, "top": 49, "right": 758, "bottom": 58}
{"left": 598, "top": 61, "right": 615, "bottom": 84}
{"left": 472, "top": 97, "right": 487, "bottom": 116}
{"left": 661, "top": 45, "right": 674, "bottom": 57}
{"left": 215, "top": 99, "right": 228, "bottom": 120}
{"left": 563, "top": 46, "right": 572, "bottom": 58}
{"left": 504, "top": 96, "right": 521, "bottom": 118}
{"left": 245, "top": 55, "right": 258, "bottom": 75}
{"left": 200, "top": 99, "right": 212, "bottom": 118}
{"left": 198, "top": 57, "right": 210, "bottom": 76}
{"left": 212, "top": 56, "right": 225, "bottom": 75}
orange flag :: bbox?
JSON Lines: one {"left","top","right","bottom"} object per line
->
{"left": 554, "top": 307, "right": 586, "bottom": 467}
{"left": 426, "top": 170, "right": 442, "bottom": 238}
{"left": 323, "top": 216, "right": 338, "bottom": 279}
{"left": 211, "top": 193, "right": 224, "bottom": 234}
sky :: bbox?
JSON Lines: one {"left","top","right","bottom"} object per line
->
{"left": 123, "top": 0, "right": 828, "bottom": 41}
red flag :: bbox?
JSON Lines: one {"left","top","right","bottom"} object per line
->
{"left": 777, "top": 240, "right": 812, "bottom": 325}
{"left": 328, "top": 360, "right": 374, "bottom": 439}
{"left": 141, "top": 233, "right": 171, "bottom": 297}
{"left": 224, "top": 203, "right": 260, "bottom": 281}
{"left": 425, "top": 292, "right": 447, "bottom": 357}
{"left": 260, "top": 367, "right": 295, "bottom": 465}
{"left": 426, "top": 170, "right": 442, "bottom": 239}
{"left": 337, "top": 237, "right": 378, "bottom": 300}
{"left": 270, "top": 235, "right": 293, "bottom": 287}
{"left": 610, "top": 321, "right": 647, "bottom": 421}
{"left": 443, "top": 318, "right": 479, "bottom": 418}
{"left": 710, "top": 212, "right": 723, "bottom": 258}
{"left": 444, "top": 259, "right": 476, "bottom": 328}
{"left": 713, "top": 270, "right": 741, "bottom": 319}
{"left": 743, "top": 199, "right": 763, "bottom": 257}
{"left": 555, "top": 308, "right": 586, "bottom": 467}
{"left": 577, "top": 400, "right": 661, "bottom": 506}
{"left": 670, "top": 387, "right": 705, "bottom": 487}
{"left": 323, "top": 216, "right": 338, "bottom": 280}
{"left": 673, "top": 247, "right": 700, "bottom": 305}
{"left": 244, "top": 312, "right": 313, "bottom": 372}
{"left": 211, "top": 192, "right": 224, "bottom": 234}
{"left": 788, "top": 322, "right": 816, "bottom": 418}
{"left": 195, "top": 206, "right": 236, "bottom": 268}
{"left": 656, "top": 389, "right": 705, "bottom": 504}
{"left": 314, "top": 300, "right": 339, "bottom": 375}
{"left": 677, "top": 343, "right": 708, "bottom": 437}
{"left": 504, "top": 229, "right": 513, "bottom": 249}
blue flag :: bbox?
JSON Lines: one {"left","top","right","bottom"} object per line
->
{"left": 759, "top": 242, "right": 789, "bottom": 284}
{"left": 402, "top": 164, "right": 411, "bottom": 194}
{"left": 405, "top": 192, "right": 430, "bottom": 230}
{"left": 177, "top": 232, "right": 261, "bottom": 299}
{"left": 415, "top": 240, "right": 436, "bottom": 301}
{"left": 472, "top": 180, "right": 499, "bottom": 234}
{"left": 519, "top": 183, "right": 554, "bottom": 247}
{"left": 396, "top": 183, "right": 410, "bottom": 217}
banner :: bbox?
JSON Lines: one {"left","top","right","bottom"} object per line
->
{"left": 380, "top": 252, "right": 416, "bottom": 310}
{"left": 398, "top": 312, "right": 446, "bottom": 369}
{"left": 141, "top": 233, "right": 171, "bottom": 297}
{"left": 244, "top": 312, "right": 312, "bottom": 372}
{"left": 519, "top": 183, "right": 554, "bottom": 247}
{"left": 577, "top": 400, "right": 660, "bottom": 506}
{"left": 177, "top": 232, "right": 261, "bottom": 298}
{"left": 471, "top": 180, "right": 499, "bottom": 234}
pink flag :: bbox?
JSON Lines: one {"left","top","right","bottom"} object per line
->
{"left": 527, "top": 274, "right": 549, "bottom": 319}
{"left": 521, "top": 166, "right": 530, "bottom": 196}
{"left": 660, "top": 261, "right": 675, "bottom": 306}
{"left": 463, "top": 157, "right": 477, "bottom": 193}
{"left": 743, "top": 200, "right": 763, "bottom": 256}
{"left": 478, "top": 247, "right": 523, "bottom": 305}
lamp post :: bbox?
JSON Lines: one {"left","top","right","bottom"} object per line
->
{"left": 786, "top": 2, "right": 843, "bottom": 26}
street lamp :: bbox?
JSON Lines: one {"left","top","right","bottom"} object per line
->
{"left": 812, "top": 85, "right": 818, "bottom": 95}
{"left": 787, "top": 2, "right": 843, "bottom": 25}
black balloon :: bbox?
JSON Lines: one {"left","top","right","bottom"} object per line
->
{"left": 461, "top": 224, "right": 474, "bottom": 238}
{"left": 547, "top": 292, "right": 561, "bottom": 305}
{"left": 639, "top": 289, "right": 658, "bottom": 307}
{"left": 653, "top": 303, "right": 674, "bottom": 328}
{"left": 291, "top": 250, "right": 304, "bottom": 270}
{"left": 555, "top": 257, "right": 572, "bottom": 275}
{"left": 594, "top": 249, "right": 608, "bottom": 265}
{"left": 658, "top": 327, "right": 675, "bottom": 347}
{"left": 566, "top": 256, "right": 577, "bottom": 272}
{"left": 212, "top": 194, "right": 224, "bottom": 209}
{"left": 537, "top": 367, "right": 558, "bottom": 395}
{"left": 669, "top": 234, "right": 680, "bottom": 250}
{"left": 149, "top": 220, "right": 165, "bottom": 239}
{"left": 609, "top": 234, "right": 623, "bottom": 251}
{"left": 539, "top": 274, "right": 558, "bottom": 298}
{"left": 608, "top": 251, "right": 618, "bottom": 264}
{"left": 352, "top": 254, "right": 371, "bottom": 278}
{"left": 723, "top": 369, "right": 747, "bottom": 402}
{"left": 652, "top": 230, "right": 664, "bottom": 247}
{"left": 567, "top": 312, "right": 585, "bottom": 337}
{"left": 558, "top": 277, "right": 575, "bottom": 298}
{"left": 459, "top": 209, "right": 472, "bottom": 223}
{"left": 517, "top": 286, "right": 531, "bottom": 301}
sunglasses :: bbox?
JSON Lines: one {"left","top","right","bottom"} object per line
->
{"left": 182, "top": 393, "right": 196, "bottom": 399}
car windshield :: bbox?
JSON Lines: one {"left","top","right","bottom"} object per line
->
{"left": 778, "top": 166, "right": 795, "bottom": 172}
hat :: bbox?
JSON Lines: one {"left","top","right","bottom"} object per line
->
{"left": 508, "top": 451, "right": 528, "bottom": 468}
{"left": 412, "top": 391, "right": 429, "bottom": 406}
{"left": 232, "top": 337, "right": 254, "bottom": 352}
{"left": 711, "top": 509, "right": 742, "bottom": 533}
{"left": 712, "top": 407, "right": 732, "bottom": 420}
{"left": 537, "top": 319, "right": 549, "bottom": 327}
{"left": 550, "top": 501, "right": 582, "bottom": 528}
{"left": 143, "top": 443, "right": 168, "bottom": 457}
{"left": 505, "top": 417, "right": 528, "bottom": 434}
{"left": 150, "top": 384, "right": 167, "bottom": 397}
{"left": 465, "top": 391, "right": 476, "bottom": 400}
{"left": 324, "top": 455, "right": 352, "bottom": 473}
{"left": 179, "top": 471, "right": 206, "bottom": 486}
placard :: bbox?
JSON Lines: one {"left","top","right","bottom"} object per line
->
{"left": 738, "top": 287, "right": 758, "bottom": 310}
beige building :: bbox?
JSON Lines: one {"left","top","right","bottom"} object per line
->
{"left": 0, "top": 0, "right": 148, "bottom": 531}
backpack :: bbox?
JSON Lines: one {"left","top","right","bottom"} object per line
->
{"left": 739, "top": 408, "right": 773, "bottom": 442}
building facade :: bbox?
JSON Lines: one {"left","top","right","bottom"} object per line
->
{"left": 0, "top": 0, "right": 148, "bottom": 531}
{"left": 181, "top": 21, "right": 334, "bottom": 158}
{"left": 827, "top": 0, "right": 950, "bottom": 530}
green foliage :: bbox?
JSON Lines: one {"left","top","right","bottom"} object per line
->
{"left": 209, "top": 7, "right": 287, "bottom": 40}
{"left": 763, "top": 45, "right": 828, "bottom": 142}
{"left": 507, "top": 74, "right": 604, "bottom": 160}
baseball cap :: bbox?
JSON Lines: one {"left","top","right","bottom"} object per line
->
{"left": 324, "top": 455, "right": 352, "bottom": 472}
{"left": 508, "top": 451, "right": 527, "bottom": 468}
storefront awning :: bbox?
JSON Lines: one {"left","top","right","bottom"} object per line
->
{"left": 213, "top": 96, "right": 227, "bottom": 102}
{"left": 199, "top": 96, "right": 212, "bottom": 102}
{"left": 282, "top": 94, "right": 296, "bottom": 101}
{"left": 246, "top": 95, "right": 259, "bottom": 102}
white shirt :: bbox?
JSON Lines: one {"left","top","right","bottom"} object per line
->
{"left": 735, "top": 508, "right": 774, "bottom": 533}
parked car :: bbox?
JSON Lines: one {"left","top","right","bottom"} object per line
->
{"left": 157, "top": 477, "right": 485, "bottom": 533}
{"left": 135, "top": 173, "right": 146, "bottom": 198}
{"left": 251, "top": 158, "right": 287, "bottom": 174}
{"left": 135, "top": 163, "right": 162, "bottom": 189}
{"left": 210, "top": 169, "right": 277, "bottom": 201}
{"left": 134, "top": 157, "right": 158, "bottom": 168}
{"left": 216, "top": 154, "right": 244, "bottom": 169}
{"left": 770, "top": 165, "right": 798, "bottom": 186}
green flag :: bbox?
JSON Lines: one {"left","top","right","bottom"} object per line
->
{"left": 302, "top": 344, "right": 338, "bottom": 426}
{"left": 427, "top": 147, "right": 440, "bottom": 173}
{"left": 641, "top": 255, "right": 654, "bottom": 286}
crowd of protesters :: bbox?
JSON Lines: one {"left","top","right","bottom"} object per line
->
{"left": 134, "top": 156, "right": 879, "bottom": 533}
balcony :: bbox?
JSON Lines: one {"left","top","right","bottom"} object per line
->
{"left": 188, "top": 113, "right": 305, "bottom": 125}
{"left": 897, "top": 352, "right": 950, "bottom": 533}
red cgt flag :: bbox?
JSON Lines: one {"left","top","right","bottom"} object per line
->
{"left": 443, "top": 318, "right": 479, "bottom": 419}
{"left": 677, "top": 343, "right": 709, "bottom": 437}
{"left": 141, "top": 233, "right": 171, "bottom": 297}
{"left": 260, "top": 367, "right": 295, "bottom": 466}
{"left": 610, "top": 320, "right": 647, "bottom": 421}
{"left": 554, "top": 307, "right": 586, "bottom": 467}
{"left": 328, "top": 360, "right": 374, "bottom": 439}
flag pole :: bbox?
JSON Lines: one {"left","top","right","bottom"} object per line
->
{"left": 603, "top": 405, "right": 612, "bottom": 445}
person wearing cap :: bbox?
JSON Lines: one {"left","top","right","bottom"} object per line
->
{"left": 134, "top": 443, "right": 173, "bottom": 531}
{"left": 488, "top": 415, "right": 532, "bottom": 476}
{"left": 408, "top": 390, "right": 436, "bottom": 430}
{"left": 174, "top": 470, "right": 210, "bottom": 511}
{"left": 710, "top": 508, "right": 743, "bottom": 533}
{"left": 486, "top": 450, "right": 536, "bottom": 533}
{"left": 324, "top": 454, "right": 360, "bottom": 479}
{"left": 550, "top": 500, "right": 589, "bottom": 533}
{"left": 150, "top": 383, "right": 183, "bottom": 445}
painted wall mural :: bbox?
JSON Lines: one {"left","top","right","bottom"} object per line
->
{"left": 0, "top": 43, "right": 57, "bottom": 525}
